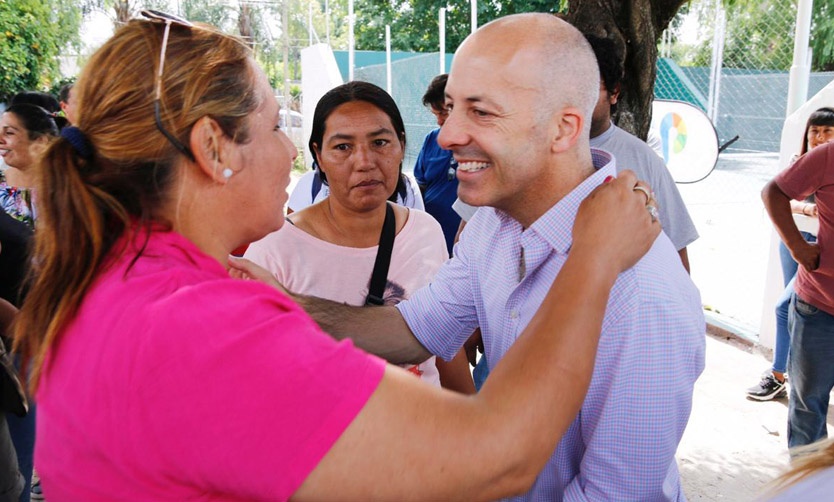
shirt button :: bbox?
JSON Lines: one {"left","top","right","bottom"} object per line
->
{"left": 510, "top": 310, "right": 519, "bottom": 319}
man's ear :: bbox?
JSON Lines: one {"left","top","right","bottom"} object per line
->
{"left": 551, "top": 108, "right": 584, "bottom": 154}
{"left": 189, "top": 116, "right": 231, "bottom": 183}
{"left": 610, "top": 83, "right": 621, "bottom": 106}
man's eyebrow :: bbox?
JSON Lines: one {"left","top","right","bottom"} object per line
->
{"left": 450, "top": 94, "right": 504, "bottom": 113}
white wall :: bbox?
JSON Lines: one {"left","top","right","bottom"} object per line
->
{"left": 758, "top": 79, "right": 834, "bottom": 349}
{"left": 300, "top": 44, "right": 344, "bottom": 168}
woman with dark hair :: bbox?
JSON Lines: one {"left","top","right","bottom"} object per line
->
{"left": 747, "top": 107, "right": 834, "bottom": 401}
{"left": 246, "top": 81, "right": 473, "bottom": 392}
{"left": 9, "top": 92, "right": 60, "bottom": 115}
{"left": 0, "top": 103, "right": 66, "bottom": 228}
{"left": 0, "top": 102, "right": 64, "bottom": 502}
{"left": 13, "top": 12, "right": 658, "bottom": 500}
{"left": 799, "top": 108, "right": 834, "bottom": 156}
{"left": 286, "top": 83, "right": 423, "bottom": 213}
{"left": 0, "top": 101, "right": 64, "bottom": 502}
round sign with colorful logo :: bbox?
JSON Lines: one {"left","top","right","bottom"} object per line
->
{"left": 649, "top": 100, "right": 718, "bottom": 183}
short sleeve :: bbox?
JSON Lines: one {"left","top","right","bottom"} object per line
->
{"left": 775, "top": 143, "right": 833, "bottom": 201}
{"left": 132, "top": 279, "right": 385, "bottom": 500}
{"left": 647, "top": 156, "right": 699, "bottom": 250}
{"left": 397, "top": 232, "right": 479, "bottom": 360}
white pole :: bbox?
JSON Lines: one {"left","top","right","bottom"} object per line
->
{"left": 786, "top": 0, "right": 814, "bottom": 115}
{"left": 706, "top": 0, "right": 725, "bottom": 125}
{"left": 348, "top": 0, "right": 354, "bottom": 81}
{"left": 325, "top": 0, "right": 330, "bottom": 45}
{"left": 386, "top": 25, "right": 392, "bottom": 94}
{"left": 440, "top": 8, "right": 446, "bottom": 74}
{"left": 470, "top": 0, "right": 477, "bottom": 33}
{"left": 762, "top": 0, "right": 816, "bottom": 352}
{"left": 283, "top": 0, "right": 290, "bottom": 108}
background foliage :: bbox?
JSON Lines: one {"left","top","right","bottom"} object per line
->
{"left": 672, "top": 0, "right": 834, "bottom": 71}
{"left": 353, "top": 0, "right": 562, "bottom": 52}
{"left": 0, "top": 0, "right": 81, "bottom": 102}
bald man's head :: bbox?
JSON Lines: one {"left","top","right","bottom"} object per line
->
{"left": 439, "top": 14, "right": 602, "bottom": 224}
{"left": 456, "top": 14, "right": 599, "bottom": 137}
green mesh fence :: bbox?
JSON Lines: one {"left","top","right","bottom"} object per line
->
{"left": 335, "top": 51, "right": 454, "bottom": 172}
{"left": 656, "top": 0, "right": 834, "bottom": 153}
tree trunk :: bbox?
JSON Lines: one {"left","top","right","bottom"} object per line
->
{"left": 113, "top": 0, "right": 132, "bottom": 26}
{"left": 565, "top": 0, "right": 687, "bottom": 140}
{"left": 238, "top": 2, "right": 255, "bottom": 49}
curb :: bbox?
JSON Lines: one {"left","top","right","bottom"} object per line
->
{"left": 704, "top": 310, "right": 771, "bottom": 357}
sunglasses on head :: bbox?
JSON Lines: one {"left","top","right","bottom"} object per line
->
{"left": 140, "top": 10, "right": 196, "bottom": 162}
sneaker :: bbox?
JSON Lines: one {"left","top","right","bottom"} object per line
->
{"left": 746, "top": 372, "right": 787, "bottom": 401}
{"left": 31, "top": 470, "right": 44, "bottom": 502}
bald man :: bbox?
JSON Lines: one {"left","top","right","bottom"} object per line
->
{"left": 284, "top": 14, "right": 705, "bottom": 500}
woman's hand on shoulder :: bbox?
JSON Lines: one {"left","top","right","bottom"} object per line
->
{"left": 571, "top": 170, "right": 661, "bottom": 275}
{"left": 227, "top": 256, "right": 291, "bottom": 296}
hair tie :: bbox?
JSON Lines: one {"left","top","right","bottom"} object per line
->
{"left": 60, "top": 126, "right": 93, "bottom": 160}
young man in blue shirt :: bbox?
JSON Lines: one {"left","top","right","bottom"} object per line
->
{"left": 414, "top": 74, "right": 460, "bottom": 255}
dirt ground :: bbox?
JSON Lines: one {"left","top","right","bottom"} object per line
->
{"left": 677, "top": 333, "right": 834, "bottom": 501}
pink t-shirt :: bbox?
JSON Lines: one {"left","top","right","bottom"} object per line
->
{"left": 775, "top": 142, "right": 834, "bottom": 315}
{"left": 245, "top": 208, "right": 449, "bottom": 383}
{"left": 35, "top": 229, "right": 385, "bottom": 501}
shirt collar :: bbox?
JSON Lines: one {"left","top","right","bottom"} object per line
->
{"left": 526, "top": 148, "right": 616, "bottom": 254}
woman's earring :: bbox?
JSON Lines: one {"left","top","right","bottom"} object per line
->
{"left": 222, "top": 168, "right": 233, "bottom": 179}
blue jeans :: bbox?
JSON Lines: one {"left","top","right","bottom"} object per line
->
{"left": 473, "top": 357, "right": 489, "bottom": 392}
{"left": 773, "top": 278, "right": 795, "bottom": 374}
{"left": 5, "top": 352, "right": 34, "bottom": 502}
{"left": 787, "top": 293, "right": 834, "bottom": 449}
{"left": 774, "top": 234, "right": 816, "bottom": 374}
{"left": 0, "top": 414, "right": 23, "bottom": 502}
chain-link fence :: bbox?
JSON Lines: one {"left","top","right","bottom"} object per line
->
{"left": 659, "top": 0, "right": 833, "bottom": 333}
{"left": 354, "top": 52, "right": 446, "bottom": 171}
{"left": 333, "top": 2, "right": 834, "bottom": 334}
{"left": 657, "top": 0, "right": 807, "bottom": 154}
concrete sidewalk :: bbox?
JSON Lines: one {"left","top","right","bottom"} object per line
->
{"left": 678, "top": 332, "right": 834, "bottom": 500}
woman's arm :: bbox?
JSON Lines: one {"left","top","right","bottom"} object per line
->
{"left": 790, "top": 200, "right": 817, "bottom": 217}
{"left": 292, "top": 171, "right": 660, "bottom": 501}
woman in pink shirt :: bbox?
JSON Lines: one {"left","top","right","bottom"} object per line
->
{"left": 13, "top": 12, "right": 659, "bottom": 501}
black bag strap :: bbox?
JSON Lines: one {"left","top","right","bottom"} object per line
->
{"left": 366, "top": 202, "right": 396, "bottom": 306}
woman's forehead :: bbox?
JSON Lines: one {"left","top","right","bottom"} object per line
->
{"left": 325, "top": 102, "right": 396, "bottom": 133}
{"left": 1, "top": 112, "right": 21, "bottom": 128}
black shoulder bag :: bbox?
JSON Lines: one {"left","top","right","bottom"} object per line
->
{"left": 365, "top": 202, "right": 396, "bottom": 306}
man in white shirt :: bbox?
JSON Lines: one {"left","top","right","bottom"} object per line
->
{"left": 586, "top": 33, "right": 698, "bottom": 272}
